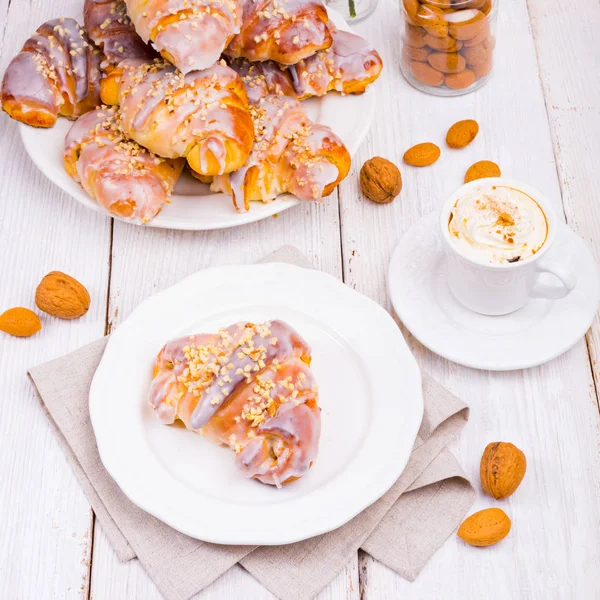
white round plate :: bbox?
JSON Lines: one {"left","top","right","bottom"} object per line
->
{"left": 388, "top": 213, "right": 600, "bottom": 371}
{"left": 89, "top": 263, "right": 423, "bottom": 545}
{"left": 19, "top": 9, "right": 375, "bottom": 231}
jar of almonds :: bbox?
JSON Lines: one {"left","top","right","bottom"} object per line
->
{"left": 400, "top": 0, "right": 498, "bottom": 96}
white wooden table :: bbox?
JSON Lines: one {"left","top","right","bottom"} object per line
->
{"left": 1, "top": 0, "right": 600, "bottom": 597}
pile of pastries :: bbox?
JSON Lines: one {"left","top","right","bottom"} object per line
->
{"left": 0, "top": 0, "right": 383, "bottom": 224}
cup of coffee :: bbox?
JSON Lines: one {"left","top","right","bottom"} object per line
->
{"left": 439, "top": 178, "right": 577, "bottom": 315}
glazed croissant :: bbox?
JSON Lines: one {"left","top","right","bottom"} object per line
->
{"left": 209, "top": 94, "right": 351, "bottom": 210}
{"left": 228, "top": 29, "right": 383, "bottom": 103}
{"left": 224, "top": 0, "right": 332, "bottom": 65}
{"left": 1, "top": 18, "right": 102, "bottom": 128}
{"left": 104, "top": 59, "right": 254, "bottom": 176}
{"left": 64, "top": 106, "right": 185, "bottom": 224}
{"left": 84, "top": 0, "right": 159, "bottom": 72}
{"left": 149, "top": 320, "right": 321, "bottom": 486}
{"left": 125, "top": 0, "right": 242, "bottom": 73}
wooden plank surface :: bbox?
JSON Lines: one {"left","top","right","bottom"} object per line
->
{"left": 526, "top": 0, "right": 600, "bottom": 401}
{"left": 0, "top": 0, "right": 110, "bottom": 596}
{"left": 344, "top": 0, "right": 600, "bottom": 598}
{"left": 0, "top": 0, "right": 599, "bottom": 597}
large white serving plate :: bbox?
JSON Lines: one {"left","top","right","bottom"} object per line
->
{"left": 89, "top": 263, "right": 423, "bottom": 545}
{"left": 19, "top": 9, "right": 375, "bottom": 231}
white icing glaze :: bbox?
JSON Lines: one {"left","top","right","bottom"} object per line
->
{"left": 1, "top": 18, "right": 102, "bottom": 123}
{"left": 125, "top": 0, "right": 242, "bottom": 73}
{"left": 227, "top": 29, "right": 382, "bottom": 103}
{"left": 210, "top": 94, "right": 350, "bottom": 210}
{"left": 448, "top": 183, "right": 549, "bottom": 264}
{"left": 224, "top": 0, "right": 332, "bottom": 65}
{"left": 84, "top": 0, "right": 158, "bottom": 71}
{"left": 116, "top": 59, "right": 253, "bottom": 175}
{"left": 64, "top": 107, "right": 184, "bottom": 223}
{"left": 148, "top": 320, "right": 321, "bottom": 486}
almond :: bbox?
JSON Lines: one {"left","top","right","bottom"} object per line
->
{"left": 444, "top": 69, "right": 476, "bottom": 89}
{"left": 462, "top": 43, "right": 488, "bottom": 67}
{"left": 446, "top": 119, "right": 479, "bottom": 148}
{"left": 405, "top": 24, "right": 428, "bottom": 48}
{"left": 465, "top": 160, "right": 501, "bottom": 182}
{"left": 463, "top": 26, "right": 490, "bottom": 47}
{"left": 471, "top": 57, "right": 493, "bottom": 79}
{"left": 403, "top": 45, "right": 430, "bottom": 62}
{"left": 424, "top": 34, "right": 463, "bottom": 52}
{"left": 403, "top": 142, "right": 441, "bottom": 167}
{"left": 427, "top": 51, "right": 466, "bottom": 74}
{"left": 480, "top": 442, "right": 527, "bottom": 499}
{"left": 0, "top": 307, "right": 42, "bottom": 337}
{"left": 445, "top": 9, "right": 487, "bottom": 41}
{"left": 457, "top": 508, "right": 511, "bottom": 547}
{"left": 417, "top": 4, "right": 448, "bottom": 38}
{"left": 35, "top": 271, "right": 91, "bottom": 320}
{"left": 409, "top": 61, "right": 445, "bottom": 86}
{"left": 403, "top": 0, "right": 421, "bottom": 24}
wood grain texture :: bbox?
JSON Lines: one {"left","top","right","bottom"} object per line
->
{"left": 344, "top": 0, "right": 600, "bottom": 598}
{"left": 0, "top": 0, "right": 109, "bottom": 597}
{"left": 526, "top": 0, "right": 600, "bottom": 405}
{"left": 1, "top": 0, "right": 600, "bottom": 597}
{"left": 88, "top": 200, "right": 356, "bottom": 597}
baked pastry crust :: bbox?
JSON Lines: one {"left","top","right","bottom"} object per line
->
{"left": 149, "top": 320, "right": 321, "bottom": 487}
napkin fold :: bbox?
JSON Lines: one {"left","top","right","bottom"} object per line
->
{"left": 28, "top": 246, "right": 475, "bottom": 600}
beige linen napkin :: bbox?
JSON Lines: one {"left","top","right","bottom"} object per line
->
{"left": 28, "top": 246, "right": 475, "bottom": 600}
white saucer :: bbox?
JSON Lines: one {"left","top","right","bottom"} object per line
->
{"left": 388, "top": 213, "right": 600, "bottom": 371}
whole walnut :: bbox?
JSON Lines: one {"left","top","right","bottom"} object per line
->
{"left": 360, "top": 157, "right": 402, "bottom": 203}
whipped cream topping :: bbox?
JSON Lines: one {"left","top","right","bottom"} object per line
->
{"left": 448, "top": 184, "right": 548, "bottom": 265}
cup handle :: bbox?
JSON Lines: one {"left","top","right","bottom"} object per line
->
{"left": 531, "top": 257, "right": 577, "bottom": 299}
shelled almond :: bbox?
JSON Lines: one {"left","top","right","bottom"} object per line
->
{"left": 401, "top": 0, "right": 495, "bottom": 93}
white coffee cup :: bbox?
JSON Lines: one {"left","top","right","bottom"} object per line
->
{"left": 439, "top": 178, "right": 577, "bottom": 316}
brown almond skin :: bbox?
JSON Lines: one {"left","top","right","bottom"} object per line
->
{"left": 424, "top": 34, "right": 463, "bottom": 52}
{"left": 403, "top": 45, "right": 430, "bottom": 62}
{"left": 457, "top": 508, "right": 511, "bottom": 547}
{"left": 463, "top": 44, "right": 488, "bottom": 67}
{"left": 480, "top": 442, "right": 527, "bottom": 499}
{"left": 409, "top": 61, "right": 445, "bottom": 86}
{"left": 405, "top": 24, "right": 428, "bottom": 48}
{"left": 360, "top": 157, "right": 402, "bottom": 203}
{"left": 444, "top": 69, "right": 476, "bottom": 89}
{"left": 447, "top": 9, "right": 487, "bottom": 40}
{"left": 446, "top": 119, "right": 479, "bottom": 149}
{"left": 0, "top": 307, "right": 42, "bottom": 337}
{"left": 465, "top": 160, "right": 501, "bottom": 182}
{"left": 403, "top": 0, "right": 421, "bottom": 24}
{"left": 471, "top": 56, "right": 493, "bottom": 79}
{"left": 464, "top": 26, "right": 490, "bottom": 47}
{"left": 35, "top": 271, "right": 91, "bottom": 320}
{"left": 427, "top": 52, "right": 467, "bottom": 74}
{"left": 403, "top": 143, "right": 441, "bottom": 167}
{"left": 417, "top": 4, "right": 448, "bottom": 38}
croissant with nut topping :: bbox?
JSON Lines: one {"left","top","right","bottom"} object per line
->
{"left": 1, "top": 18, "right": 102, "bottom": 128}
{"left": 101, "top": 58, "right": 255, "bottom": 177}
{"left": 84, "top": 0, "right": 159, "bottom": 72}
{"left": 228, "top": 28, "right": 383, "bottom": 103}
{"left": 224, "top": 0, "right": 333, "bottom": 65}
{"left": 149, "top": 320, "right": 321, "bottom": 487}
{"left": 125, "top": 0, "right": 243, "bottom": 73}
{"left": 64, "top": 106, "right": 185, "bottom": 224}
{"left": 209, "top": 94, "right": 350, "bottom": 211}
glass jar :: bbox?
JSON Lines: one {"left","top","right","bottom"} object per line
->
{"left": 400, "top": 0, "right": 498, "bottom": 96}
